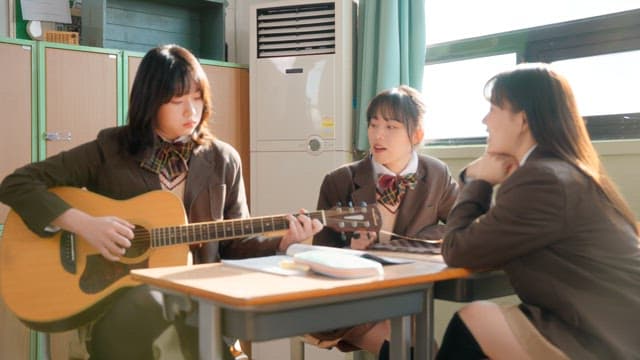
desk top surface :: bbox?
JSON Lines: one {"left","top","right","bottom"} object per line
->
{"left": 131, "top": 255, "right": 470, "bottom": 309}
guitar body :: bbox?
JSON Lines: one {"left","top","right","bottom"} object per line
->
{"left": 0, "top": 187, "right": 189, "bottom": 332}
{"left": 0, "top": 187, "right": 382, "bottom": 332}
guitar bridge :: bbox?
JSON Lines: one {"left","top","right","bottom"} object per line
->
{"left": 60, "top": 231, "right": 77, "bottom": 274}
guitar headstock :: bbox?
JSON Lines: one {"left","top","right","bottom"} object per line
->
{"left": 322, "top": 204, "right": 382, "bottom": 233}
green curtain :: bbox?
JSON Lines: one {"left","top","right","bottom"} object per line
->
{"left": 354, "top": 0, "right": 426, "bottom": 152}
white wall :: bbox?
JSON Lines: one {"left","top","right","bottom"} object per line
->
{"left": 425, "top": 140, "right": 640, "bottom": 216}
{"left": 0, "top": 0, "right": 9, "bottom": 37}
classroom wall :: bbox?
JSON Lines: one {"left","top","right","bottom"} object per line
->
{"left": 0, "top": 0, "right": 9, "bottom": 37}
{"left": 425, "top": 140, "right": 640, "bottom": 217}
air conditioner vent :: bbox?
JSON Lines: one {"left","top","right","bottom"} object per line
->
{"left": 256, "top": 2, "right": 335, "bottom": 58}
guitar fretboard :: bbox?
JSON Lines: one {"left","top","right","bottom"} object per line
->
{"left": 150, "top": 211, "right": 326, "bottom": 247}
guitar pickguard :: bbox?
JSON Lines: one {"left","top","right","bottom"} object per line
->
{"left": 80, "top": 255, "right": 149, "bottom": 294}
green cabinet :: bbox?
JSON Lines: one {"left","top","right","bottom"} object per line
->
{"left": 0, "top": 37, "right": 35, "bottom": 360}
{"left": 82, "top": 0, "right": 226, "bottom": 60}
{"left": 0, "top": 37, "right": 247, "bottom": 360}
{"left": 0, "top": 39, "right": 36, "bottom": 225}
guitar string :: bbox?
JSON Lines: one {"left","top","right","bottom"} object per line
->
{"left": 129, "top": 209, "right": 374, "bottom": 247}
{"left": 130, "top": 217, "right": 297, "bottom": 246}
{"left": 130, "top": 227, "right": 439, "bottom": 246}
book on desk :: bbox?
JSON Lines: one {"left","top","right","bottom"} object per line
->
{"left": 221, "top": 243, "right": 413, "bottom": 279}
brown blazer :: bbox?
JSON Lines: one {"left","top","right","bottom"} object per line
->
{"left": 0, "top": 126, "right": 281, "bottom": 263}
{"left": 313, "top": 154, "right": 459, "bottom": 247}
{"left": 442, "top": 149, "right": 640, "bottom": 359}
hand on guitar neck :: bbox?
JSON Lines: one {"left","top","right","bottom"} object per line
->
{"left": 278, "top": 210, "right": 324, "bottom": 252}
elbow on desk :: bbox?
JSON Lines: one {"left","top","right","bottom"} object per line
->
{"left": 440, "top": 238, "right": 464, "bottom": 267}
{"left": 440, "top": 237, "right": 488, "bottom": 269}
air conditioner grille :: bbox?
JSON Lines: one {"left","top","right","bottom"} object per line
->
{"left": 257, "top": 2, "right": 335, "bottom": 58}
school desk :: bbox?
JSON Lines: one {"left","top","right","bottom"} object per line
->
{"left": 131, "top": 256, "right": 473, "bottom": 360}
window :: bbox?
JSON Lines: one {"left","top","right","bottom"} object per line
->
{"left": 423, "top": 54, "right": 516, "bottom": 143}
{"left": 425, "top": 1, "right": 639, "bottom": 45}
{"left": 423, "top": 4, "right": 640, "bottom": 144}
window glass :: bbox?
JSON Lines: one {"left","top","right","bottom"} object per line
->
{"left": 426, "top": 1, "right": 640, "bottom": 45}
{"left": 422, "top": 53, "right": 516, "bottom": 141}
{"left": 551, "top": 50, "right": 640, "bottom": 116}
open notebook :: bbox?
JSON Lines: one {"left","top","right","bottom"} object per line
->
{"left": 221, "top": 243, "right": 412, "bottom": 278}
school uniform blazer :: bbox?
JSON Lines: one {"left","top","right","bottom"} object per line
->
{"left": 0, "top": 126, "right": 281, "bottom": 263}
{"left": 442, "top": 148, "right": 640, "bottom": 359}
{"left": 313, "top": 154, "right": 460, "bottom": 247}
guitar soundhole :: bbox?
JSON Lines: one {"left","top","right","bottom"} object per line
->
{"left": 124, "top": 225, "right": 151, "bottom": 258}
{"left": 80, "top": 255, "right": 149, "bottom": 294}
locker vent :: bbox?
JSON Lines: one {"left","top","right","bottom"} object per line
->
{"left": 256, "top": 2, "right": 335, "bottom": 58}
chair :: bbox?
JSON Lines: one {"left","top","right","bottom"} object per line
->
{"left": 290, "top": 337, "right": 372, "bottom": 360}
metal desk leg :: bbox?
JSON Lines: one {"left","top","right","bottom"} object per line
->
{"left": 390, "top": 315, "right": 411, "bottom": 360}
{"left": 199, "top": 302, "right": 224, "bottom": 360}
{"left": 290, "top": 337, "right": 305, "bottom": 360}
{"left": 414, "top": 285, "right": 434, "bottom": 360}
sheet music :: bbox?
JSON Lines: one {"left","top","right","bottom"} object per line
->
{"left": 222, "top": 255, "right": 309, "bottom": 276}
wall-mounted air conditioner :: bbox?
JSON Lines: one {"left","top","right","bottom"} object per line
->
{"left": 250, "top": 0, "right": 355, "bottom": 216}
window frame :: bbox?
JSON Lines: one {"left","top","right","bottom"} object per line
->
{"left": 424, "top": 8, "right": 640, "bottom": 145}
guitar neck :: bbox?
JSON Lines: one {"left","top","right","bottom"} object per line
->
{"left": 150, "top": 211, "right": 326, "bottom": 247}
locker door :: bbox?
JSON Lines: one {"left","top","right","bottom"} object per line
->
{"left": 41, "top": 45, "right": 120, "bottom": 360}
{"left": 43, "top": 45, "right": 120, "bottom": 158}
{"left": 0, "top": 39, "right": 35, "bottom": 360}
{"left": 202, "top": 63, "right": 251, "bottom": 200}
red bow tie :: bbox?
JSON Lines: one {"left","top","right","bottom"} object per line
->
{"left": 377, "top": 173, "right": 417, "bottom": 207}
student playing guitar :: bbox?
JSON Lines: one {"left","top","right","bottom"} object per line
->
{"left": 0, "top": 44, "right": 322, "bottom": 360}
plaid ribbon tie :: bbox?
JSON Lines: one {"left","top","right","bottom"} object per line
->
{"left": 377, "top": 173, "right": 417, "bottom": 207}
{"left": 141, "top": 140, "right": 194, "bottom": 189}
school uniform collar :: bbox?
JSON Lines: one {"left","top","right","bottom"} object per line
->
{"left": 371, "top": 151, "right": 419, "bottom": 178}
{"left": 520, "top": 144, "right": 538, "bottom": 165}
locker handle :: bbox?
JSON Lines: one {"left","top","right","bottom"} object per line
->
{"left": 45, "top": 131, "right": 72, "bottom": 141}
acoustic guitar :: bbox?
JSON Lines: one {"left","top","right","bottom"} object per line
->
{"left": 0, "top": 187, "right": 381, "bottom": 332}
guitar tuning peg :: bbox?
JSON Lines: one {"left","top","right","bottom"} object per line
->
{"left": 360, "top": 201, "right": 367, "bottom": 207}
{"left": 336, "top": 201, "right": 342, "bottom": 207}
{"left": 347, "top": 201, "right": 355, "bottom": 213}
{"left": 340, "top": 232, "right": 347, "bottom": 242}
